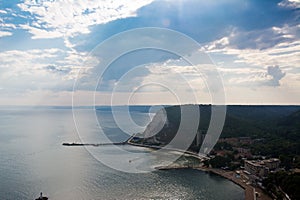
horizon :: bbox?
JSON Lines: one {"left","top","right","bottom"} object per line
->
{"left": 1, "top": 103, "right": 300, "bottom": 108}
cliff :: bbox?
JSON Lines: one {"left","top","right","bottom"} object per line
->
{"left": 139, "top": 105, "right": 300, "bottom": 154}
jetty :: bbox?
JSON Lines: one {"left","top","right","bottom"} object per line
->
{"left": 62, "top": 142, "right": 126, "bottom": 146}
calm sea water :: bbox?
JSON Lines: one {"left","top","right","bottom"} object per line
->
{"left": 0, "top": 108, "right": 244, "bottom": 200}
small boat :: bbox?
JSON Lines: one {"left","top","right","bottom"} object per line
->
{"left": 35, "top": 192, "right": 48, "bottom": 200}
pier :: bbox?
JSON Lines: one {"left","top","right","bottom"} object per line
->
{"left": 62, "top": 142, "right": 126, "bottom": 146}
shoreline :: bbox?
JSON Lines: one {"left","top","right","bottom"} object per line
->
{"left": 155, "top": 165, "right": 272, "bottom": 200}
{"left": 62, "top": 140, "right": 271, "bottom": 200}
{"left": 127, "top": 140, "right": 209, "bottom": 161}
{"left": 125, "top": 141, "right": 259, "bottom": 200}
{"left": 194, "top": 167, "right": 253, "bottom": 200}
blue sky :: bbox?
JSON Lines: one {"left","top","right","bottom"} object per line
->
{"left": 0, "top": 0, "right": 299, "bottom": 105}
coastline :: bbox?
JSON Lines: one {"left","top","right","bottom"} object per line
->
{"left": 195, "top": 167, "right": 254, "bottom": 200}
{"left": 155, "top": 165, "right": 272, "bottom": 200}
{"left": 62, "top": 140, "right": 271, "bottom": 200}
{"left": 126, "top": 141, "right": 257, "bottom": 200}
{"left": 126, "top": 141, "right": 271, "bottom": 200}
{"left": 127, "top": 139, "right": 209, "bottom": 161}
{"left": 196, "top": 167, "right": 272, "bottom": 200}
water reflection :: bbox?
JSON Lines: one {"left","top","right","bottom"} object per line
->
{"left": 0, "top": 109, "right": 244, "bottom": 199}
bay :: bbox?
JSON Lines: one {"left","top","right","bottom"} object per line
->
{"left": 0, "top": 108, "right": 244, "bottom": 200}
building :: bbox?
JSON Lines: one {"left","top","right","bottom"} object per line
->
{"left": 238, "top": 137, "right": 252, "bottom": 145}
{"left": 244, "top": 160, "right": 269, "bottom": 178}
{"left": 264, "top": 158, "right": 280, "bottom": 170}
{"left": 233, "top": 147, "right": 252, "bottom": 159}
{"left": 244, "top": 158, "right": 280, "bottom": 178}
{"left": 218, "top": 138, "right": 239, "bottom": 146}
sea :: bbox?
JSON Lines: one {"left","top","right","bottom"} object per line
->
{"left": 0, "top": 107, "right": 244, "bottom": 200}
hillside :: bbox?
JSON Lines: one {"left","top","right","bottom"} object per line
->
{"left": 143, "top": 105, "right": 300, "bottom": 138}
{"left": 140, "top": 105, "right": 300, "bottom": 155}
{"left": 278, "top": 110, "right": 300, "bottom": 129}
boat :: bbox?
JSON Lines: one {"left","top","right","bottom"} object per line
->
{"left": 35, "top": 192, "right": 48, "bottom": 200}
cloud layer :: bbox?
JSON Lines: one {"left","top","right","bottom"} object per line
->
{"left": 18, "top": 0, "right": 154, "bottom": 39}
{"left": 0, "top": 0, "right": 299, "bottom": 105}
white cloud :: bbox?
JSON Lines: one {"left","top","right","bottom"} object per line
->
{"left": 223, "top": 85, "right": 300, "bottom": 105}
{"left": 218, "top": 67, "right": 264, "bottom": 75}
{"left": 204, "top": 25, "right": 300, "bottom": 70}
{"left": 0, "top": 31, "right": 12, "bottom": 37}
{"left": 0, "top": 48, "right": 100, "bottom": 94}
{"left": 278, "top": 0, "right": 300, "bottom": 8}
{"left": 109, "top": 58, "right": 293, "bottom": 105}
{"left": 0, "top": 10, "right": 17, "bottom": 37}
{"left": 228, "top": 73, "right": 272, "bottom": 85}
{"left": 206, "top": 37, "right": 229, "bottom": 51}
{"left": 91, "top": 55, "right": 216, "bottom": 100}
{"left": 0, "top": 48, "right": 63, "bottom": 78}
{"left": 130, "top": 61, "right": 220, "bottom": 97}
{"left": 205, "top": 24, "right": 299, "bottom": 51}
{"left": 12, "top": 0, "right": 154, "bottom": 95}
{"left": 1, "top": 23, "right": 17, "bottom": 29}
{"left": 19, "top": 24, "right": 64, "bottom": 39}
{"left": 18, "top": 0, "right": 154, "bottom": 39}
{"left": 225, "top": 66, "right": 286, "bottom": 87}
{"left": 209, "top": 40, "right": 300, "bottom": 69}
{"left": 201, "top": 24, "right": 300, "bottom": 93}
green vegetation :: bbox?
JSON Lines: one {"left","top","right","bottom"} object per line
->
{"left": 262, "top": 171, "right": 300, "bottom": 200}
{"left": 204, "top": 154, "right": 240, "bottom": 170}
{"left": 205, "top": 155, "right": 230, "bottom": 168}
{"left": 142, "top": 105, "right": 300, "bottom": 162}
{"left": 214, "top": 142, "right": 233, "bottom": 151}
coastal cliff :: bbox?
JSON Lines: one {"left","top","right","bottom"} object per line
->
{"left": 139, "top": 105, "right": 210, "bottom": 152}
{"left": 136, "top": 105, "right": 300, "bottom": 154}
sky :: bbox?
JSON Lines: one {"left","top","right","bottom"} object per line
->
{"left": 0, "top": 0, "right": 299, "bottom": 106}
